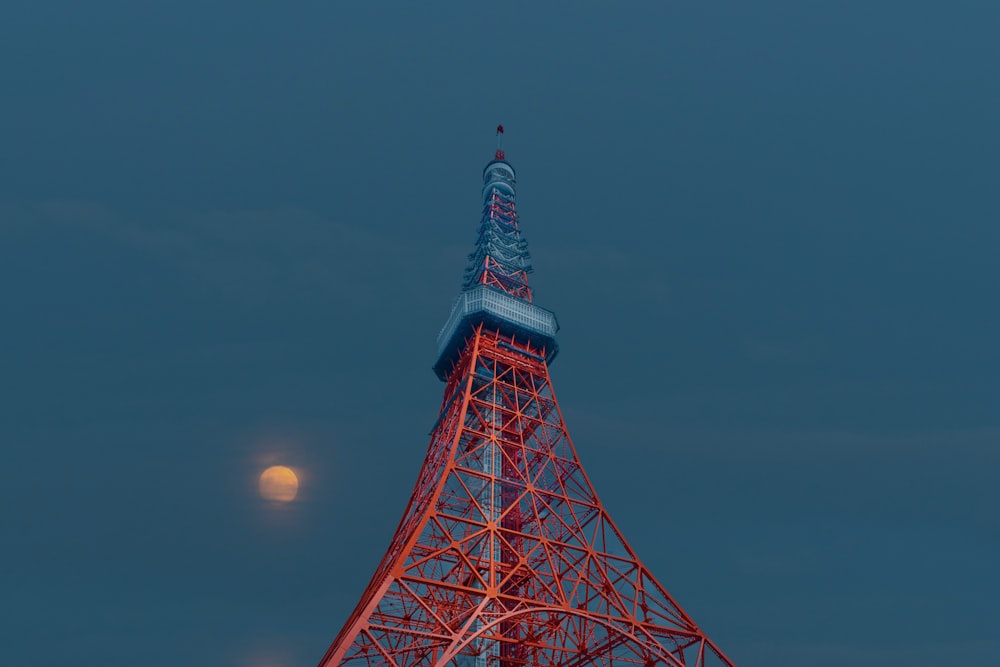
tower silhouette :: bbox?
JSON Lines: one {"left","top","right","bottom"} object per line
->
{"left": 317, "top": 127, "right": 736, "bottom": 667}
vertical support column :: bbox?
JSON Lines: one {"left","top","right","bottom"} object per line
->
{"left": 473, "top": 340, "right": 500, "bottom": 667}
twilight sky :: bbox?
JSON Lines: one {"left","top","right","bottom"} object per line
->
{"left": 2, "top": 2, "right": 998, "bottom": 666}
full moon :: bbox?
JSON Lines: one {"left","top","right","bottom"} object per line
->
{"left": 259, "top": 465, "right": 299, "bottom": 502}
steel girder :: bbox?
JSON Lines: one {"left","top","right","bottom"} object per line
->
{"left": 317, "top": 326, "right": 736, "bottom": 667}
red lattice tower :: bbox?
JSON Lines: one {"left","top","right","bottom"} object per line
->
{"left": 317, "top": 127, "right": 737, "bottom": 667}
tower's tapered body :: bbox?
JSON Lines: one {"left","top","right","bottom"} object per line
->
{"left": 318, "top": 130, "right": 736, "bottom": 667}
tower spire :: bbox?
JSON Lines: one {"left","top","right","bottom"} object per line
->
{"left": 435, "top": 129, "right": 558, "bottom": 381}
{"left": 462, "top": 133, "right": 533, "bottom": 301}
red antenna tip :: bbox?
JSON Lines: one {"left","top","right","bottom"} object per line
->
{"left": 495, "top": 124, "right": 506, "bottom": 160}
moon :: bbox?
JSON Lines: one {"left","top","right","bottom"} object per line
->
{"left": 259, "top": 465, "right": 299, "bottom": 502}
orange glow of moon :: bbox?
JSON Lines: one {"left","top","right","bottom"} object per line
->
{"left": 259, "top": 465, "right": 299, "bottom": 502}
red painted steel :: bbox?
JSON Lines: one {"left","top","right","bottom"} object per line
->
{"left": 495, "top": 124, "right": 505, "bottom": 160}
{"left": 317, "top": 323, "right": 737, "bottom": 666}
{"left": 474, "top": 191, "right": 530, "bottom": 301}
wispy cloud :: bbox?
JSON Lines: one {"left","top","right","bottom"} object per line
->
{"left": 2, "top": 200, "right": 460, "bottom": 306}
{"left": 737, "top": 639, "right": 1000, "bottom": 667}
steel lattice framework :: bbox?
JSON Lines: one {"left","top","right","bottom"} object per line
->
{"left": 317, "top": 128, "right": 736, "bottom": 667}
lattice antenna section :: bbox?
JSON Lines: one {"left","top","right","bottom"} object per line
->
{"left": 463, "top": 126, "right": 533, "bottom": 301}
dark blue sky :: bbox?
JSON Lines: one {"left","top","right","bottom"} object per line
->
{"left": 2, "top": 2, "right": 998, "bottom": 665}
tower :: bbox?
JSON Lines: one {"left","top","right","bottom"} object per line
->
{"left": 317, "top": 127, "right": 736, "bottom": 667}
